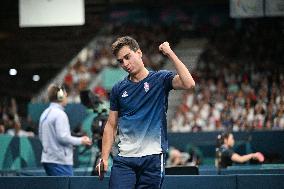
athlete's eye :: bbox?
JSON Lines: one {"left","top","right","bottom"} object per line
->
{"left": 125, "top": 55, "right": 130, "bottom": 60}
{"left": 117, "top": 59, "right": 123, "bottom": 64}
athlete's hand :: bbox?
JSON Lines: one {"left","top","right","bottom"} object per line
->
{"left": 96, "top": 158, "right": 108, "bottom": 171}
{"left": 103, "top": 158, "right": 108, "bottom": 172}
{"left": 81, "top": 136, "right": 92, "bottom": 146}
{"left": 253, "top": 152, "right": 265, "bottom": 162}
{"left": 159, "top": 42, "right": 173, "bottom": 56}
{"left": 95, "top": 159, "right": 108, "bottom": 180}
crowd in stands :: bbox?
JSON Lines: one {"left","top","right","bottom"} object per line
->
{"left": 171, "top": 19, "right": 284, "bottom": 132}
{"left": 0, "top": 97, "right": 34, "bottom": 137}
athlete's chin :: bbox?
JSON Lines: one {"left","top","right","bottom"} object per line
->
{"left": 123, "top": 67, "right": 132, "bottom": 73}
{"left": 127, "top": 68, "right": 136, "bottom": 74}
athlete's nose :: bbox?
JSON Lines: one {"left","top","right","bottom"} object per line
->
{"left": 122, "top": 59, "right": 130, "bottom": 67}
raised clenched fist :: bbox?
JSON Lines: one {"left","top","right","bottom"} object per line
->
{"left": 159, "top": 42, "right": 173, "bottom": 56}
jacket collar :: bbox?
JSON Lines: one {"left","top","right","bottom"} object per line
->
{"left": 49, "top": 102, "right": 64, "bottom": 110}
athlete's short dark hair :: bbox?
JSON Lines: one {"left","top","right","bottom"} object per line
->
{"left": 111, "top": 36, "right": 140, "bottom": 56}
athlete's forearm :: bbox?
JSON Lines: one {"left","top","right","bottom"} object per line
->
{"left": 101, "top": 122, "right": 115, "bottom": 161}
{"left": 167, "top": 50, "right": 195, "bottom": 89}
{"left": 232, "top": 153, "right": 253, "bottom": 163}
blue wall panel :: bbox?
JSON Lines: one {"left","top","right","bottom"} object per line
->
{"left": 1, "top": 175, "right": 284, "bottom": 189}
{"left": 70, "top": 176, "right": 110, "bottom": 189}
{"left": 162, "top": 175, "right": 236, "bottom": 189}
{"left": 237, "top": 175, "right": 284, "bottom": 189}
{"left": 0, "top": 177, "right": 69, "bottom": 189}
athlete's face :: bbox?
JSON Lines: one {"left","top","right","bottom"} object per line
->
{"left": 116, "top": 46, "right": 143, "bottom": 75}
{"left": 225, "top": 134, "right": 235, "bottom": 148}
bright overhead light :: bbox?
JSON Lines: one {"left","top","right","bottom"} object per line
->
{"left": 9, "top": 69, "right": 17, "bottom": 76}
{"left": 33, "top": 74, "right": 40, "bottom": 81}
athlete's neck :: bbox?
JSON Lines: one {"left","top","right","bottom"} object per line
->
{"left": 129, "top": 68, "right": 149, "bottom": 83}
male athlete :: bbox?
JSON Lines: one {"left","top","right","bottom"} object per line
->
{"left": 98, "top": 36, "right": 195, "bottom": 188}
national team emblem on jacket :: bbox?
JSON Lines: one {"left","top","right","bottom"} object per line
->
{"left": 144, "top": 82, "right": 150, "bottom": 92}
{"left": 122, "top": 91, "right": 128, "bottom": 97}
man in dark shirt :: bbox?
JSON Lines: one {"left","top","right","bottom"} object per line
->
{"left": 220, "top": 145, "right": 235, "bottom": 168}
{"left": 218, "top": 131, "right": 264, "bottom": 168}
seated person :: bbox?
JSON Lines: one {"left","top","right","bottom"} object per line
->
{"left": 0, "top": 120, "right": 5, "bottom": 134}
{"left": 167, "top": 147, "right": 188, "bottom": 166}
{"left": 7, "top": 119, "right": 34, "bottom": 137}
{"left": 217, "top": 131, "right": 264, "bottom": 168}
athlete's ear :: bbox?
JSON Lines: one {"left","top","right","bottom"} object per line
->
{"left": 137, "top": 49, "right": 142, "bottom": 58}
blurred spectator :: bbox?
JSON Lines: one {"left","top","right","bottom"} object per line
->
{"left": 0, "top": 97, "right": 35, "bottom": 136}
{"left": 0, "top": 120, "right": 5, "bottom": 134}
{"left": 167, "top": 145, "right": 203, "bottom": 167}
{"left": 186, "top": 144, "right": 203, "bottom": 166}
{"left": 6, "top": 119, "right": 34, "bottom": 137}
{"left": 167, "top": 147, "right": 189, "bottom": 166}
